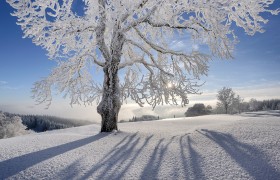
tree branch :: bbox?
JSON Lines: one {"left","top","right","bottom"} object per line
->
{"left": 96, "top": 0, "right": 111, "bottom": 61}
{"left": 83, "top": 53, "right": 105, "bottom": 67}
{"left": 53, "top": 25, "right": 96, "bottom": 34}
{"left": 143, "top": 19, "right": 199, "bottom": 33}
{"left": 133, "top": 27, "right": 210, "bottom": 77}
{"left": 120, "top": 0, "right": 150, "bottom": 23}
{"left": 122, "top": 3, "right": 158, "bottom": 32}
{"left": 125, "top": 39, "right": 174, "bottom": 77}
{"left": 134, "top": 27, "right": 191, "bottom": 57}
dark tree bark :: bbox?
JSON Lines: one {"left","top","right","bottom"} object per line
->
{"left": 97, "top": 65, "right": 121, "bottom": 132}
{"left": 97, "top": 31, "right": 124, "bottom": 132}
{"left": 225, "top": 104, "right": 228, "bottom": 114}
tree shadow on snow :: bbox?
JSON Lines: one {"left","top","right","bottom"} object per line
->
{"left": 79, "top": 132, "right": 153, "bottom": 180}
{"left": 140, "top": 134, "right": 206, "bottom": 179}
{"left": 140, "top": 136, "right": 176, "bottom": 179}
{"left": 179, "top": 135, "right": 206, "bottom": 180}
{"left": 198, "top": 129, "right": 280, "bottom": 180}
{"left": 79, "top": 134, "right": 206, "bottom": 180}
{"left": 0, "top": 133, "right": 107, "bottom": 179}
{"left": 57, "top": 133, "right": 208, "bottom": 180}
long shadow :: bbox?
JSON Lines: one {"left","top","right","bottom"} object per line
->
{"left": 80, "top": 133, "right": 153, "bottom": 180}
{"left": 55, "top": 158, "right": 84, "bottom": 180}
{"left": 179, "top": 135, "right": 205, "bottom": 180}
{"left": 0, "top": 133, "right": 107, "bottom": 179}
{"left": 140, "top": 139, "right": 164, "bottom": 179}
{"left": 187, "top": 136, "right": 206, "bottom": 179}
{"left": 179, "top": 135, "right": 190, "bottom": 179}
{"left": 54, "top": 133, "right": 133, "bottom": 179}
{"left": 140, "top": 136, "right": 175, "bottom": 180}
{"left": 198, "top": 129, "right": 280, "bottom": 180}
{"left": 111, "top": 135, "right": 153, "bottom": 180}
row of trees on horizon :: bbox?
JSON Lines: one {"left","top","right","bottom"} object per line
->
{"left": 126, "top": 87, "right": 280, "bottom": 120}
{"left": 185, "top": 87, "right": 280, "bottom": 117}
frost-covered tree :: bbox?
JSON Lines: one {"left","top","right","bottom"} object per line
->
{"left": 0, "top": 112, "right": 30, "bottom": 139}
{"left": 7, "top": 0, "right": 279, "bottom": 132}
{"left": 232, "top": 95, "right": 243, "bottom": 114}
{"left": 217, "top": 87, "right": 235, "bottom": 114}
{"left": 249, "top": 98, "right": 261, "bottom": 111}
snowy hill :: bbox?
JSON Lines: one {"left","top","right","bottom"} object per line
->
{"left": 1, "top": 113, "right": 280, "bottom": 179}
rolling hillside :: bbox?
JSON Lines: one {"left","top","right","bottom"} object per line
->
{"left": 1, "top": 113, "right": 280, "bottom": 179}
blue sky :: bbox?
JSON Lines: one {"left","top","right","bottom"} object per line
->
{"left": 0, "top": 1, "right": 280, "bottom": 120}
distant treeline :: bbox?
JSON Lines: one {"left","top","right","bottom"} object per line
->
{"left": 214, "top": 98, "right": 280, "bottom": 115}
{"left": 120, "top": 115, "right": 159, "bottom": 123}
{"left": 3, "top": 112, "right": 93, "bottom": 132}
{"left": 214, "top": 87, "right": 280, "bottom": 114}
{"left": 246, "top": 99, "right": 280, "bottom": 112}
{"left": 185, "top": 99, "right": 280, "bottom": 117}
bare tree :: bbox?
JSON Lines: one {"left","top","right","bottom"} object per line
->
{"left": 217, "top": 87, "right": 235, "bottom": 114}
{"left": 7, "top": 0, "right": 279, "bottom": 132}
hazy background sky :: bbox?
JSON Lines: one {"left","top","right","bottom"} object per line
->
{"left": 0, "top": 1, "right": 279, "bottom": 122}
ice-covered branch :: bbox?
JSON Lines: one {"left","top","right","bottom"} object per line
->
{"left": 83, "top": 53, "right": 105, "bottom": 67}
{"left": 143, "top": 19, "right": 200, "bottom": 33}
{"left": 125, "top": 39, "right": 174, "bottom": 77}
{"left": 53, "top": 25, "right": 96, "bottom": 35}
{"left": 32, "top": 56, "right": 102, "bottom": 107}
{"left": 120, "top": 68, "right": 202, "bottom": 109}
{"left": 134, "top": 27, "right": 189, "bottom": 56}
{"left": 133, "top": 27, "right": 210, "bottom": 77}
{"left": 96, "top": 0, "right": 111, "bottom": 61}
{"left": 120, "top": 0, "right": 150, "bottom": 23}
{"left": 121, "top": 2, "right": 159, "bottom": 32}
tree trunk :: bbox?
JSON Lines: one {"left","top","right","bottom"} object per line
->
{"left": 225, "top": 104, "right": 228, "bottom": 114}
{"left": 97, "top": 64, "right": 121, "bottom": 132}
{"left": 97, "top": 30, "right": 124, "bottom": 132}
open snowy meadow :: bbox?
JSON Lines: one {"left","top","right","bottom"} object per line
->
{"left": 1, "top": 111, "right": 280, "bottom": 180}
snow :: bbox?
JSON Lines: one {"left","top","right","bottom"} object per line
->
{"left": 1, "top": 112, "right": 280, "bottom": 179}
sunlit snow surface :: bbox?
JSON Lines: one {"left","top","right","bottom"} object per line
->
{"left": 1, "top": 112, "right": 280, "bottom": 179}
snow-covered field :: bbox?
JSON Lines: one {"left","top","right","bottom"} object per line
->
{"left": 1, "top": 112, "right": 280, "bottom": 180}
